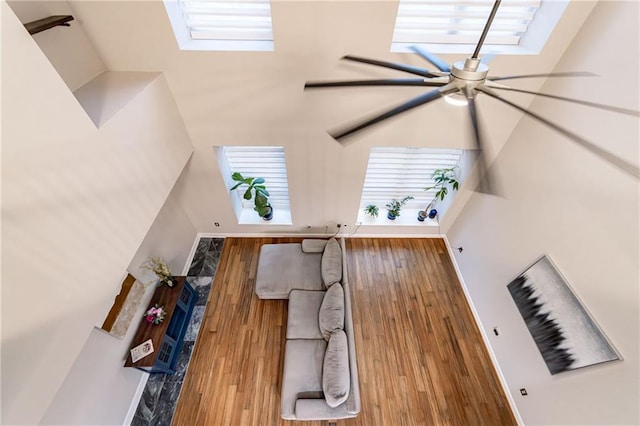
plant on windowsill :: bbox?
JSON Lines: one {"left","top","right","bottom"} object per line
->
{"left": 385, "top": 196, "right": 414, "bottom": 220}
{"left": 363, "top": 204, "right": 379, "bottom": 219}
{"left": 141, "top": 256, "right": 175, "bottom": 287}
{"left": 418, "top": 167, "right": 459, "bottom": 221}
{"left": 230, "top": 172, "right": 273, "bottom": 221}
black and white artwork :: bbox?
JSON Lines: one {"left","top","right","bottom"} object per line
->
{"left": 507, "top": 255, "right": 620, "bottom": 375}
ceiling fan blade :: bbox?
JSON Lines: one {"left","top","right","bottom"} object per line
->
{"left": 489, "top": 71, "right": 597, "bottom": 82}
{"left": 331, "top": 84, "right": 458, "bottom": 140}
{"left": 409, "top": 45, "right": 451, "bottom": 73}
{"left": 305, "top": 78, "right": 447, "bottom": 89}
{"left": 463, "top": 87, "right": 501, "bottom": 196}
{"left": 488, "top": 86, "right": 640, "bottom": 117}
{"left": 342, "top": 55, "right": 438, "bottom": 78}
{"left": 477, "top": 86, "right": 640, "bottom": 179}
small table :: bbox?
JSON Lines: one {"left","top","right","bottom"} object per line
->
{"left": 124, "top": 276, "right": 196, "bottom": 374}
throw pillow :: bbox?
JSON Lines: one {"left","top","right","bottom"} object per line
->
{"left": 323, "top": 330, "right": 350, "bottom": 408}
{"left": 319, "top": 283, "right": 344, "bottom": 340}
{"left": 321, "top": 238, "right": 342, "bottom": 287}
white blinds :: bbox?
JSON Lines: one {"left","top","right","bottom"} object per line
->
{"left": 178, "top": 0, "right": 273, "bottom": 43}
{"left": 222, "top": 146, "right": 290, "bottom": 209}
{"left": 360, "top": 147, "right": 462, "bottom": 210}
{"left": 393, "top": 0, "right": 542, "bottom": 46}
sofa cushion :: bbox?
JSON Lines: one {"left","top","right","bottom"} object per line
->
{"left": 323, "top": 330, "right": 350, "bottom": 408}
{"left": 321, "top": 238, "right": 342, "bottom": 287}
{"left": 302, "top": 239, "right": 329, "bottom": 253}
{"left": 281, "top": 339, "right": 327, "bottom": 420}
{"left": 255, "top": 244, "right": 324, "bottom": 299}
{"left": 319, "top": 284, "right": 344, "bottom": 340}
{"left": 287, "top": 290, "right": 325, "bottom": 340}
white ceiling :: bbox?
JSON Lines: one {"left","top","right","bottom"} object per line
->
{"left": 67, "top": 0, "right": 598, "bottom": 155}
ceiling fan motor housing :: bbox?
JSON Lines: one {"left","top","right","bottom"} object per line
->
{"left": 450, "top": 58, "right": 489, "bottom": 92}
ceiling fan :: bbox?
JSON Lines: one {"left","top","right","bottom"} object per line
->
{"left": 304, "top": 0, "right": 640, "bottom": 193}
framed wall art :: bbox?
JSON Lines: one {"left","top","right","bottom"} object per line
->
{"left": 507, "top": 255, "right": 621, "bottom": 375}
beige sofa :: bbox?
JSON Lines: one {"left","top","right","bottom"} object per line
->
{"left": 255, "top": 238, "right": 361, "bottom": 421}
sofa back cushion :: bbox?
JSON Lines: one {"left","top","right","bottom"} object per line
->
{"left": 322, "top": 330, "right": 350, "bottom": 408}
{"left": 321, "top": 238, "right": 342, "bottom": 287}
{"left": 319, "top": 283, "right": 344, "bottom": 340}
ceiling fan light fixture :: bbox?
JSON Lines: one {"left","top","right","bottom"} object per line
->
{"left": 444, "top": 92, "right": 468, "bottom": 107}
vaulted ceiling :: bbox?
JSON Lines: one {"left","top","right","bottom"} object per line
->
{"left": 67, "top": 0, "right": 598, "bottom": 155}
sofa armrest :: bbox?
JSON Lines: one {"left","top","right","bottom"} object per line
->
{"left": 294, "top": 399, "right": 356, "bottom": 421}
{"left": 301, "top": 239, "right": 328, "bottom": 253}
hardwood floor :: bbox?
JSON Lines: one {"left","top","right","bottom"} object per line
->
{"left": 172, "top": 238, "right": 516, "bottom": 426}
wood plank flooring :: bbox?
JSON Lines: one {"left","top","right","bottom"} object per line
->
{"left": 172, "top": 238, "right": 516, "bottom": 426}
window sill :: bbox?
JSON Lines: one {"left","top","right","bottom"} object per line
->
{"left": 238, "top": 208, "right": 292, "bottom": 225}
{"left": 357, "top": 209, "right": 439, "bottom": 227}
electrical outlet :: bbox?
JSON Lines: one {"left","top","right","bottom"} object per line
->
{"left": 520, "top": 388, "right": 528, "bottom": 396}
{"left": 337, "top": 224, "right": 342, "bottom": 228}
{"left": 458, "top": 247, "right": 464, "bottom": 253}
{"left": 493, "top": 327, "right": 500, "bottom": 336}
{"left": 214, "top": 222, "right": 220, "bottom": 227}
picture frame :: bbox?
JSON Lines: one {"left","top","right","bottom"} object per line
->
{"left": 507, "top": 255, "right": 621, "bottom": 375}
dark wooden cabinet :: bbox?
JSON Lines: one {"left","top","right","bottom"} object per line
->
{"left": 124, "top": 277, "right": 196, "bottom": 374}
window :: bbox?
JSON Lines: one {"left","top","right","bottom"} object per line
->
{"left": 358, "top": 147, "right": 463, "bottom": 224}
{"left": 216, "top": 146, "right": 291, "bottom": 224}
{"left": 391, "top": 0, "right": 568, "bottom": 55}
{"left": 164, "top": 0, "right": 274, "bottom": 51}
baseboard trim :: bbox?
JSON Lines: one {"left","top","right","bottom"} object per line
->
{"left": 123, "top": 372, "right": 149, "bottom": 425}
{"left": 194, "top": 232, "right": 444, "bottom": 239}
{"left": 442, "top": 235, "right": 523, "bottom": 426}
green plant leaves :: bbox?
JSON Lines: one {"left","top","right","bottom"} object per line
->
{"left": 231, "top": 172, "right": 271, "bottom": 216}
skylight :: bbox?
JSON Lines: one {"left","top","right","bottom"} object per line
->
{"left": 392, "top": 0, "right": 569, "bottom": 55}
{"left": 164, "top": 0, "right": 274, "bottom": 51}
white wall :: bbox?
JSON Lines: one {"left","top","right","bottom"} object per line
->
{"left": 40, "top": 182, "right": 197, "bottom": 425}
{"left": 445, "top": 2, "right": 639, "bottom": 424}
{"left": 7, "top": 0, "right": 105, "bottom": 92}
{"left": 0, "top": 2, "right": 194, "bottom": 423}
{"left": 67, "top": 0, "right": 597, "bottom": 238}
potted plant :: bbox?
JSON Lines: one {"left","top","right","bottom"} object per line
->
{"left": 230, "top": 172, "right": 273, "bottom": 220}
{"left": 418, "top": 167, "right": 459, "bottom": 221}
{"left": 363, "top": 204, "right": 379, "bottom": 218}
{"left": 385, "top": 196, "right": 414, "bottom": 220}
{"left": 142, "top": 257, "right": 175, "bottom": 287}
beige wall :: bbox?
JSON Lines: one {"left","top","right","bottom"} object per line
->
{"left": 40, "top": 182, "right": 197, "bottom": 425}
{"left": 68, "top": 0, "right": 596, "bottom": 237}
{"left": 0, "top": 3, "right": 194, "bottom": 423}
{"left": 7, "top": 0, "right": 105, "bottom": 92}
{"left": 446, "top": 1, "right": 639, "bottom": 424}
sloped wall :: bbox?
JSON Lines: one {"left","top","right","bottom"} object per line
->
{"left": 445, "top": 2, "right": 639, "bottom": 424}
{"left": 39, "top": 182, "right": 197, "bottom": 425}
{"left": 0, "top": 3, "right": 194, "bottom": 423}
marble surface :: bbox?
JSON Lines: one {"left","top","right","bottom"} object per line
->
{"left": 131, "top": 238, "right": 222, "bottom": 426}
{"left": 110, "top": 280, "right": 146, "bottom": 339}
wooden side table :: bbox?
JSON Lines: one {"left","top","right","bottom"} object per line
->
{"left": 124, "top": 276, "right": 196, "bottom": 374}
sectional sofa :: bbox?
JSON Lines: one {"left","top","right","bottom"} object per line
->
{"left": 255, "top": 237, "right": 361, "bottom": 421}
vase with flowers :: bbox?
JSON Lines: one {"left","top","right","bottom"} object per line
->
{"left": 142, "top": 256, "right": 175, "bottom": 287}
{"left": 144, "top": 304, "right": 167, "bottom": 325}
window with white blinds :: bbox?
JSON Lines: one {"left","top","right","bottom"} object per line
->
{"left": 360, "top": 147, "right": 463, "bottom": 211}
{"left": 164, "top": 0, "right": 274, "bottom": 51}
{"left": 393, "top": 0, "right": 541, "bottom": 46}
{"left": 221, "top": 146, "right": 290, "bottom": 210}
{"left": 391, "top": 0, "right": 566, "bottom": 55}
